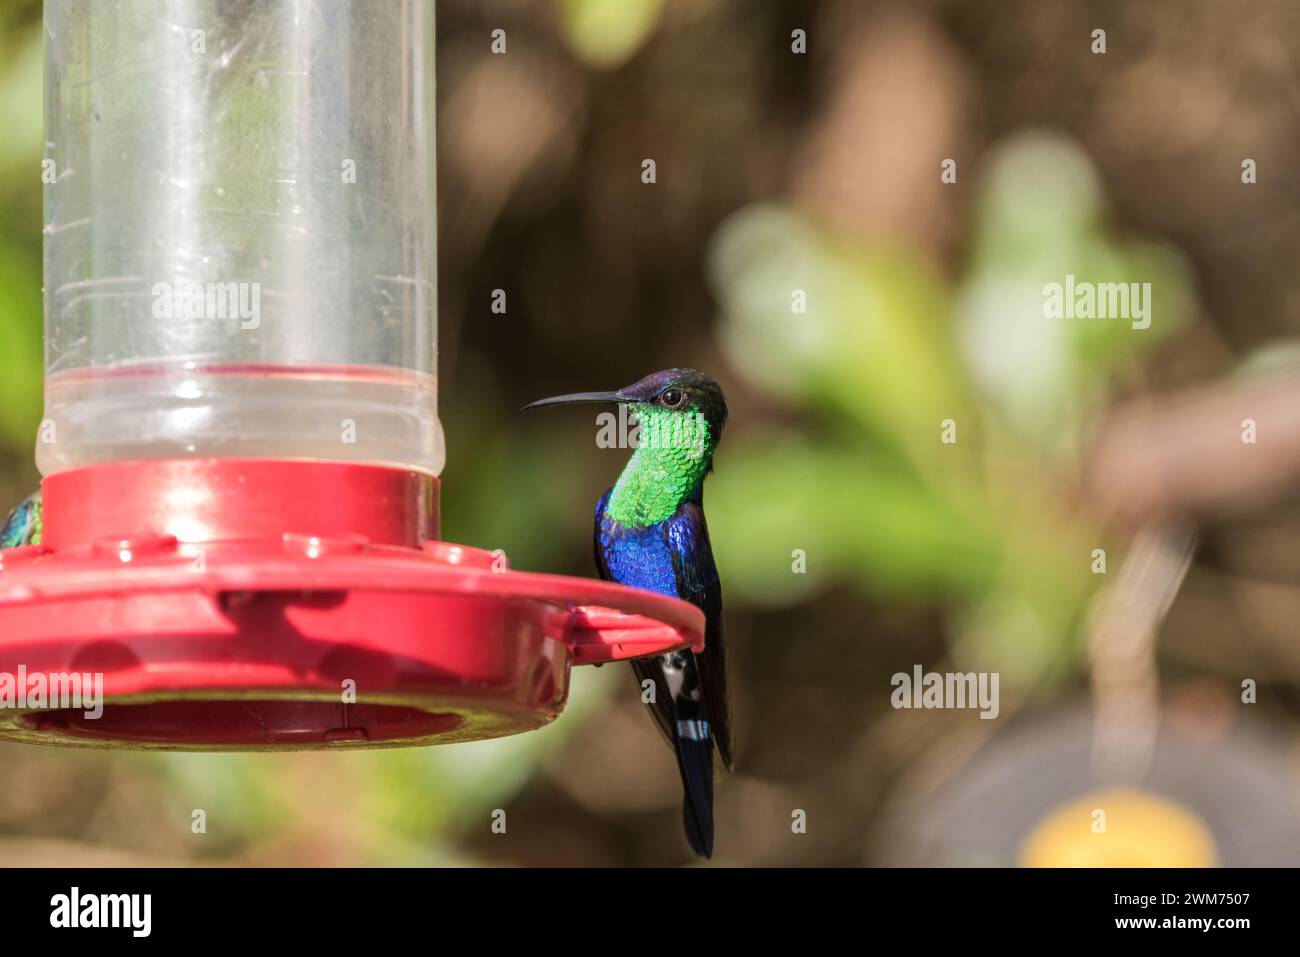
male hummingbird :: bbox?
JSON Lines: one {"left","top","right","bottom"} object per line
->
{"left": 0, "top": 489, "right": 41, "bottom": 549}
{"left": 525, "top": 368, "right": 733, "bottom": 858}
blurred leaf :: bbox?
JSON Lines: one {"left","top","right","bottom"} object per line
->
{"left": 0, "top": 21, "right": 45, "bottom": 456}
{"left": 0, "top": 246, "right": 43, "bottom": 453}
{"left": 559, "top": 0, "right": 665, "bottom": 70}
{"left": 957, "top": 132, "right": 1194, "bottom": 453}
{"left": 708, "top": 434, "right": 1002, "bottom": 605}
{"left": 969, "top": 132, "right": 1104, "bottom": 264}
{"left": 710, "top": 205, "right": 980, "bottom": 469}
{"left": 0, "top": 22, "right": 43, "bottom": 185}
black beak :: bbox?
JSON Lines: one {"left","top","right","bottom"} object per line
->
{"left": 522, "top": 390, "right": 625, "bottom": 412}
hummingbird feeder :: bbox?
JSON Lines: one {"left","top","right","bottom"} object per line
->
{"left": 0, "top": 2, "right": 702, "bottom": 749}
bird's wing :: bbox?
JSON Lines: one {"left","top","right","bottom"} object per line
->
{"left": 665, "top": 500, "right": 734, "bottom": 771}
{"left": 592, "top": 488, "right": 616, "bottom": 582}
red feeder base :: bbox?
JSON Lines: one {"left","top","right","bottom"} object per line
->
{"left": 0, "top": 459, "right": 703, "bottom": 750}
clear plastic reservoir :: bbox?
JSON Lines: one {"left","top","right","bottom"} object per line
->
{"left": 40, "top": 1, "right": 441, "bottom": 475}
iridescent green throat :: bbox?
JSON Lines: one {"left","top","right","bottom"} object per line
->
{"left": 605, "top": 405, "right": 714, "bottom": 529}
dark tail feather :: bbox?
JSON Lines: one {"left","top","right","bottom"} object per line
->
{"left": 674, "top": 721, "right": 715, "bottom": 859}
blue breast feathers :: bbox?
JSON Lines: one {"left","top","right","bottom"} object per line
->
{"left": 595, "top": 491, "right": 718, "bottom": 602}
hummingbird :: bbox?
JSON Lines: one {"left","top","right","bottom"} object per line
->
{"left": 525, "top": 368, "right": 733, "bottom": 859}
{"left": 0, "top": 489, "right": 41, "bottom": 549}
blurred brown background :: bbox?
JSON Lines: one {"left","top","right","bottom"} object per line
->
{"left": 3, "top": 0, "right": 1300, "bottom": 866}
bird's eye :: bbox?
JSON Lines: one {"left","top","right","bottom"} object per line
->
{"left": 659, "top": 388, "right": 686, "bottom": 408}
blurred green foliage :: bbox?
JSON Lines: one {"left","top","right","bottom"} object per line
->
{"left": 0, "top": 18, "right": 43, "bottom": 454}
{"left": 706, "top": 133, "right": 1194, "bottom": 688}
{"left": 957, "top": 134, "right": 1194, "bottom": 451}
